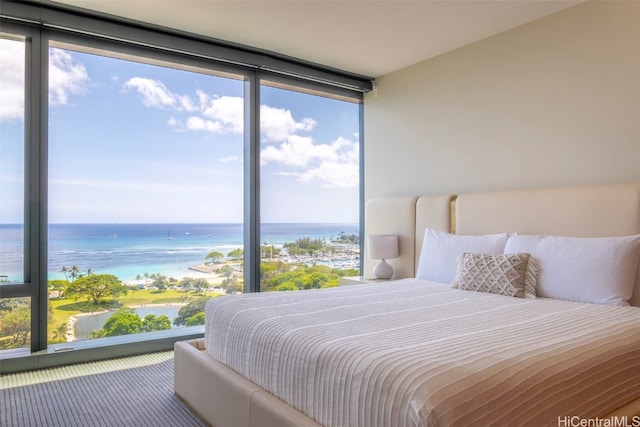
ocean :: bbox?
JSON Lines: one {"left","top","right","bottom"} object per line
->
{"left": 0, "top": 223, "right": 360, "bottom": 283}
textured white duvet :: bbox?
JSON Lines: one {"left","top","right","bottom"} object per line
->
{"left": 204, "top": 279, "right": 640, "bottom": 427}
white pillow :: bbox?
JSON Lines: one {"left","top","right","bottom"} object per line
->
{"left": 416, "top": 228, "right": 510, "bottom": 284}
{"left": 504, "top": 234, "right": 640, "bottom": 306}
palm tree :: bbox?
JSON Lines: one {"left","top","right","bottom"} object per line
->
{"left": 54, "top": 322, "right": 67, "bottom": 342}
{"left": 60, "top": 266, "right": 69, "bottom": 281}
{"left": 69, "top": 265, "right": 80, "bottom": 282}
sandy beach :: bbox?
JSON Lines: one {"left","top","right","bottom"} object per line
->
{"left": 119, "top": 261, "right": 239, "bottom": 287}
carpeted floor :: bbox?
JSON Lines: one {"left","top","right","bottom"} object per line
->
{"left": 0, "top": 351, "right": 207, "bottom": 427}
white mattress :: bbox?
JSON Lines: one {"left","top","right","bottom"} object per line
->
{"left": 204, "top": 279, "right": 640, "bottom": 427}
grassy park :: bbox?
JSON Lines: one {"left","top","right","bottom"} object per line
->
{"left": 0, "top": 235, "right": 359, "bottom": 349}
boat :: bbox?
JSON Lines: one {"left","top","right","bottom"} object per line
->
{"left": 166, "top": 230, "right": 174, "bottom": 240}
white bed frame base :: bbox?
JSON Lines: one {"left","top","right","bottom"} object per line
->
{"left": 175, "top": 339, "right": 321, "bottom": 427}
{"left": 176, "top": 182, "right": 640, "bottom": 426}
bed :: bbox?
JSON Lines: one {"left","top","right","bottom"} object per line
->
{"left": 174, "top": 182, "right": 640, "bottom": 426}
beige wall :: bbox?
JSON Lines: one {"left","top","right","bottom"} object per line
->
{"left": 364, "top": 0, "right": 640, "bottom": 201}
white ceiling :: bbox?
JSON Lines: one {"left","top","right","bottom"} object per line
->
{"left": 51, "top": 0, "right": 582, "bottom": 78}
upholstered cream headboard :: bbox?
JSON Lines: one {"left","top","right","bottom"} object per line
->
{"left": 364, "top": 182, "right": 640, "bottom": 306}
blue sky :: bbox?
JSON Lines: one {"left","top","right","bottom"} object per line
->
{"left": 0, "top": 40, "right": 360, "bottom": 224}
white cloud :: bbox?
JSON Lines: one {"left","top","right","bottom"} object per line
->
{"left": 1, "top": 44, "right": 90, "bottom": 120}
{"left": 260, "top": 104, "right": 316, "bottom": 142}
{"left": 199, "top": 93, "right": 243, "bottom": 133}
{"left": 262, "top": 135, "right": 359, "bottom": 188}
{"left": 192, "top": 97, "right": 316, "bottom": 141}
{"left": 296, "top": 160, "right": 359, "bottom": 188}
{"left": 123, "top": 77, "right": 196, "bottom": 111}
{"left": 218, "top": 155, "right": 241, "bottom": 163}
{"left": 297, "top": 117, "right": 317, "bottom": 132}
{"left": 2, "top": 42, "right": 320, "bottom": 153}
{"left": 186, "top": 116, "right": 224, "bottom": 133}
{"left": 49, "top": 48, "right": 90, "bottom": 106}
{"left": 261, "top": 135, "right": 337, "bottom": 167}
{"left": 124, "top": 82, "right": 317, "bottom": 143}
{"left": 0, "top": 39, "right": 25, "bottom": 120}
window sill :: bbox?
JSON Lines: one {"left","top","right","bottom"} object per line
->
{"left": 0, "top": 326, "right": 204, "bottom": 374}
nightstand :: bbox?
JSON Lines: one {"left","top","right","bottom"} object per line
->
{"left": 339, "top": 276, "right": 389, "bottom": 286}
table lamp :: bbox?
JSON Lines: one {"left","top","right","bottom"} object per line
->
{"left": 368, "top": 234, "right": 399, "bottom": 279}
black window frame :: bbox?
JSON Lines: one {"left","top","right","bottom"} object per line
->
{"left": 0, "top": 0, "right": 367, "bottom": 370}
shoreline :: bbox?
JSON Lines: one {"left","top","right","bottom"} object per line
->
{"left": 120, "top": 269, "right": 220, "bottom": 285}
{"left": 66, "top": 302, "right": 187, "bottom": 342}
{"left": 55, "top": 251, "right": 358, "bottom": 343}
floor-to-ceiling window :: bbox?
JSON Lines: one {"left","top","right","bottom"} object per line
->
{"left": 0, "top": 34, "right": 30, "bottom": 352}
{"left": 259, "top": 83, "right": 360, "bottom": 292}
{"left": 46, "top": 43, "right": 245, "bottom": 343}
{"left": 0, "top": 2, "right": 368, "bottom": 363}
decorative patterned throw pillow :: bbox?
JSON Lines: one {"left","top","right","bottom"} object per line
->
{"left": 452, "top": 253, "right": 535, "bottom": 298}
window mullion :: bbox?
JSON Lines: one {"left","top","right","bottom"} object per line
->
{"left": 243, "top": 72, "right": 260, "bottom": 293}
{"left": 25, "top": 28, "right": 48, "bottom": 352}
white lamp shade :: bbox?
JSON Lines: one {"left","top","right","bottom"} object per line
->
{"left": 367, "top": 234, "right": 399, "bottom": 260}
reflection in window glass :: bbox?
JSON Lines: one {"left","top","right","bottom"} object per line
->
{"left": 0, "top": 37, "right": 26, "bottom": 284}
{"left": 259, "top": 84, "right": 360, "bottom": 292}
{"left": 47, "top": 45, "right": 243, "bottom": 342}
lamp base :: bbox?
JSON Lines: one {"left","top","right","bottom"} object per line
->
{"left": 373, "top": 259, "right": 393, "bottom": 279}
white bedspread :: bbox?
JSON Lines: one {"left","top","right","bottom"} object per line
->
{"left": 204, "top": 279, "right": 640, "bottom": 427}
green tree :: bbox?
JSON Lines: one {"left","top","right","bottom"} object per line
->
{"left": 227, "top": 248, "right": 243, "bottom": 260}
{"left": 150, "top": 273, "right": 169, "bottom": 292}
{"left": 141, "top": 314, "right": 171, "bottom": 332}
{"left": 260, "top": 243, "right": 281, "bottom": 259}
{"left": 53, "top": 322, "right": 68, "bottom": 342}
{"left": 65, "top": 274, "right": 127, "bottom": 305}
{"left": 91, "top": 329, "right": 106, "bottom": 338}
{"left": 218, "top": 264, "right": 234, "bottom": 278}
{"left": 221, "top": 276, "right": 242, "bottom": 294}
{"left": 274, "top": 282, "right": 298, "bottom": 291}
{"left": 101, "top": 308, "right": 142, "bottom": 336}
{"left": 205, "top": 250, "right": 224, "bottom": 263}
{"left": 1, "top": 305, "right": 30, "bottom": 345}
{"left": 127, "top": 284, "right": 138, "bottom": 299}
{"left": 0, "top": 297, "right": 29, "bottom": 312}
{"left": 260, "top": 263, "right": 340, "bottom": 291}
{"left": 173, "top": 298, "right": 209, "bottom": 326}
{"left": 179, "top": 277, "right": 194, "bottom": 292}
{"left": 192, "top": 278, "right": 209, "bottom": 293}
{"left": 184, "top": 312, "right": 205, "bottom": 326}
{"left": 284, "top": 237, "right": 325, "bottom": 256}
{"left": 283, "top": 242, "right": 301, "bottom": 256}
{"left": 0, "top": 299, "right": 14, "bottom": 312}
{"left": 48, "top": 279, "right": 70, "bottom": 299}
{"left": 260, "top": 261, "right": 293, "bottom": 291}
{"left": 69, "top": 265, "right": 81, "bottom": 281}
{"left": 335, "top": 231, "right": 360, "bottom": 244}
